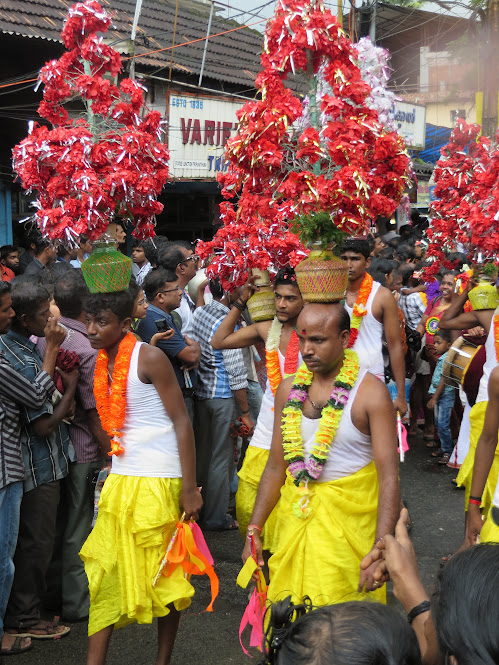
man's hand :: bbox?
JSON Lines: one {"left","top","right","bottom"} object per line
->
{"left": 44, "top": 317, "right": 67, "bottom": 348}
{"left": 242, "top": 530, "right": 264, "bottom": 581}
{"left": 181, "top": 336, "right": 201, "bottom": 370}
{"left": 393, "top": 395, "right": 407, "bottom": 416}
{"left": 180, "top": 486, "right": 203, "bottom": 521}
{"left": 358, "top": 548, "right": 383, "bottom": 593}
{"left": 240, "top": 413, "right": 255, "bottom": 437}
{"left": 58, "top": 368, "right": 79, "bottom": 392}
{"left": 150, "top": 329, "right": 175, "bottom": 346}
{"left": 427, "top": 397, "right": 436, "bottom": 410}
{"left": 465, "top": 504, "right": 484, "bottom": 547}
{"left": 240, "top": 275, "right": 259, "bottom": 304}
{"left": 361, "top": 508, "right": 424, "bottom": 609}
{"left": 467, "top": 325, "right": 485, "bottom": 338}
{"left": 65, "top": 398, "right": 76, "bottom": 420}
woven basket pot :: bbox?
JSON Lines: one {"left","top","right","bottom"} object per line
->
{"left": 468, "top": 282, "right": 499, "bottom": 311}
{"left": 295, "top": 244, "right": 348, "bottom": 303}
{"left": 81, "top": 242, "right": 132, "bottom": 293}
{"left": 247, "top": 289, "right": 276, "bottom": 322}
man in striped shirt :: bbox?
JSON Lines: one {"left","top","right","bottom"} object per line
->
{"left": 37, "top": 271, "right": 111, "bottom": 622}
{"left": 0, "top": 281, "right": 66, "bottom": 655}
{"left": 191, "top": 279, "right": 252, "bottom": 530}
{"left": 1, "top": 282, "right": 77, "bottom": 641}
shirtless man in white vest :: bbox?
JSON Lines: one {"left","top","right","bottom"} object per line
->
{"left": 341, "top": 237, "right": 407, "bottom": 416}
{"left": 210, "top": 267, "right": 303, "bottom": 547}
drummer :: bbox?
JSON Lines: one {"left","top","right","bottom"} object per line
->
{"left": 427, "top": 329, "right": 456, "bottom": 465}
{"left": 438, "top": 278, "right": 499, "bottom": 514}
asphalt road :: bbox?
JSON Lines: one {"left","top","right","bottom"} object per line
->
{"left": 14, "top": 432, "right": 465, "bottom": 665}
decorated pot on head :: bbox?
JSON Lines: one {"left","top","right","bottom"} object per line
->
{"left": 468, "top": 282, "right": 499, "bottom": 311}
{"left": 294, "top": 242, "right": 348, "bottom": 303}
{"left": 81, "top": 236, "right": 132, "bottom": 293}
{"left": 247, "top": 269, "right": 276, "bottom": 322}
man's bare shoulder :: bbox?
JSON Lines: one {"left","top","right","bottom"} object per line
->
{"left": 356, "top": 371, "right": 392, "bottom": 408}
{"left": 255, "top": 319, "right": 273, "bottom": 342}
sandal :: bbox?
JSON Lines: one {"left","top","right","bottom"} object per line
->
{"left": 425, "top": 440, "right": 439, "bottom": 448}
{"left": 6, "top": 617, "right": 70, "bottom": 640}
{"left": 439, "top": 453, "right": 451, "bottom": 465}
{"left": 1, "top": 635, "right": 32, "bottom": 656}
{"left": 431, "top": 449, "right": 443, "bottom": 457}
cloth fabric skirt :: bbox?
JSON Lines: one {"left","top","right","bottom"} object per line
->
{"left": 236, "top": 446, "right": 279, "bottom": 552}
{"left": 456, "top": 401, "right": 499, "bottom": 512}
{"left": 267, "top": 461, "right": 385, "bottom": 607}
{"left": 80, "top": 474, "right": 194, "bottom": 636}
{"left": 481, "top": 506, "right": 499, "bottom": 543}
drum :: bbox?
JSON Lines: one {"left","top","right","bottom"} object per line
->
{"left": 442, "top": 336, "right": 483, "bottom": 389}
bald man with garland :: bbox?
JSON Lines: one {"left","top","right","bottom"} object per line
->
{"left": 243, "top": 303, "right": 400, "bottom": 606}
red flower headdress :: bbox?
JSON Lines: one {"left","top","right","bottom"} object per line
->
{"left": 198, "top": 0, "right": 411, "bottom": 288}
{"left": 12, "top": 0, "right": 169, "bottom": 242}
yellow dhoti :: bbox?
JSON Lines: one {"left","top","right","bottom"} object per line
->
{"left": 80, "top": 475, "right": 194, "bottom": 636}
{"left": 480, "top": 506, "right": 499, "bottom": 543}
{"left": 267, "top": 461, "right": 385, "bottom": 607}
{"left": 456, "top": 401, "right": 499, "bottom": 512}
{"left": 236, "top": 446, "right": 279, "bottom": 552}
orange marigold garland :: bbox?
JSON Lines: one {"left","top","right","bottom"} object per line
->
{"left": 347, "top": 273, "right": 374, "bottom": 348}
{"left": 266, "top": 317, "right": 301, "bottom": 395}
{"left": 94, "top": 331, "right": 137, "bottom": 456}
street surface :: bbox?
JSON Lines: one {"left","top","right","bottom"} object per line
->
{"left": 17, "top": 432, "right": 465, "bottom": 664}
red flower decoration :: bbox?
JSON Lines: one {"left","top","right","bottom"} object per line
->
{"left": 12, "top": 0, "right": 169, "bottom": 242}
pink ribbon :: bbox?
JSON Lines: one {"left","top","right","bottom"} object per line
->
{"left": 189, "top": 522, "right": 214, "bottom": 565}
{"left": 239, "top": 587, "right": 266, "bottom": 657}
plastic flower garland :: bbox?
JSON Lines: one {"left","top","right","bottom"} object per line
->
{"left": 347, "top": 272, "right": 373, "bottom": 348}
{"left": 12, "top": 0, "right": 170, "bottom": 242}
{"left": 94, "top": 331, "right": 136, "bottom": 456}
{"left": 281, "top": 349, "right": 359, "bottom": 486}
{"left": 265, "top": 317, "right": 301, "bottom": 395}
{"left": 424, "top": 119, "right": 499, "bottom": 279}
{"left": 197, "top": 0, "right": 410, "bottom": 289}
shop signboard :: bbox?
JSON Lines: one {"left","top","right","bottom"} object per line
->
{"left": 168, "top": 94, "right": 245, "bottom": 179}
{"left": 391, "top": 101, "right": 426, "bottom": 150}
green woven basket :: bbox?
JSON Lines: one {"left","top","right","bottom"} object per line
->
{"left": 81, "top": 242, "right": 132, "bottom": 293}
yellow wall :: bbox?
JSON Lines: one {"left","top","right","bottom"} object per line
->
{"left": 424, "top": 99, "right": 476, "bottom": 128}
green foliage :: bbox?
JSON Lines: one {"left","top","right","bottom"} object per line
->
{"left": 482, "top": 261, "right": 498, "bottom": 277}
{"left": 290, "top": 211, "right": 347, "bottom": 252}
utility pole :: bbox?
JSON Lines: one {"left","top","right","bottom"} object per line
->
{"left": 481, "top": 0, "right": 499, "bottom": 137}
{"left": 369, "top": 0, "right": 376, "bottom": 42}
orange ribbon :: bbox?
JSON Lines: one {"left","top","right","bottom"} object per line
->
{"left": 161, "top": 522, "right": 219, "bottom": 612}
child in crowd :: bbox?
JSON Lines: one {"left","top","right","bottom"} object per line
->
{"left": 427, "top": 329, "right": 455, "bottom": 465}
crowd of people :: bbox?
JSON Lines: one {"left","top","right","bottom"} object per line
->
{"left": 0, "top": 220, "right": 498, "bottom": 665}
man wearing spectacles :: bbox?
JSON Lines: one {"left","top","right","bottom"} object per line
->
{"left": 137, "top": 269, "right": 201, "bottom": 421}
{"left": 157, "top": 242, "right": 204, "bottom": 338}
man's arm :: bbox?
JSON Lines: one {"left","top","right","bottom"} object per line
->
{"left": 31, "top": 369, "right": 78, "bottom": 438}
{"left": 359, "top": 374, "right": 400, "bottom": 592}
{"left": 177, "top": 336, "right": 201, "bottom": 370}
{"left": 140, "top": 345, "right": 202, "bottom": 520}
{"left": 466, "top": 366, "right": 499, "bottom": 545}
{"left": 438, "top": 287, "right": 479, "bottom": 331}
{"left": 241, "top": 377, "right": 290, "bottom": 568}
{"left": 88, "top": 408, "right": 111, "bottom": 458}
{"left": 380, "top": 288, "right": 407, "bottom": 415}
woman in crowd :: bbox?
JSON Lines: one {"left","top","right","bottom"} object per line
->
{"left": 362, "top": 508, "right": 499, "bottom": 665}
{"left": 260, "top": 595, "right": 422, "bottom": 665}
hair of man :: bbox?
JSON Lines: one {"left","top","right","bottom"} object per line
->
{"left": 10, "top": 282, "right": 50, "bottom": 322}
{"left": 341, "top": 238, "right": 371, "bottom": 260}
{"left": 54, "top": 270, "right": 89, "bottom": 319}
{"left": 83, "top": 291, "right": 134, "bottom": 321}
{"left": 143, "top": 268, "right": 178, "bottom": 302}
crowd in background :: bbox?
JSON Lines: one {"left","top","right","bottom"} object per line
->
{"left": 0, "top": 219, "right": 497, "bottom": 665}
